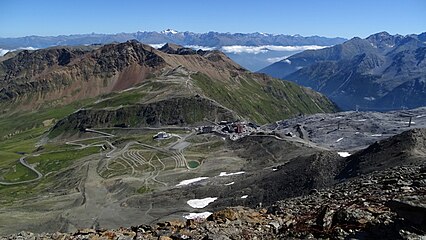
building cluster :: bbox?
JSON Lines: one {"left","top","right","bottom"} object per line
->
{"left": 197, "top": 121, "right": 260, "bottom": 140}
{"left": 153, "top": 131, "right": 172, "bottom": 140}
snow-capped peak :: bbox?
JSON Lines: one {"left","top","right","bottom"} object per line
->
{"left": 161, "top": 29, "right": 178, "bottom": 34}
{"left": 258, "top": 32, "right": 269, "bottom": 36}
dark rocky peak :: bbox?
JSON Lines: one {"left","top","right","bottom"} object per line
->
{"left": 339, "top": 128, "right": 426, "bottom": 178}
{"left": 200, "top": 49, "right": 228, "bottom": 61}
{"left": 393, "top": 35, "right": 426, "bottom": 50}
{"left": 367, "top": 31, "right": 392, "bottom": 41}
{"left": 92, "top": 40, "right": 165, "bottom": 68}
{"left": 159, "top": 43, "right": 197, "bottom": 55}
{"left": 1, "top": 47, "right": 87, "bottom": 81}
{"left": 415, "top": 47, "right": 426, "bottom": 63}
{"left": 159, "top": 43, "right": 181, "bottom": 52}
{"left": 302, "top": 37, "right": 375, "bottom": 61}
{"left": 417, "top": 32, "right": 426, "bottom": 42}
{"left": 5, "top": 47, "right": 85, "bottom": 67}
{"left": 364, "top": 128, "right": 426, "bottom": 153}
{"left": 367, "top": 32, "right": 405, "bottom": 51}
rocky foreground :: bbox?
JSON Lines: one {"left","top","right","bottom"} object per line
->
{"left": 3, "top": 164, "right": 425, "bottom": 240}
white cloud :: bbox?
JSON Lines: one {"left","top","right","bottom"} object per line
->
{"left": 0, "top": 47, "right": 39, "bottom": 57}
{"left": 147, "top": 43, "right": 215, "bottom": 51}
{"left": 148, "top": 43, "right": 167, "bottom": 49}
{"left": 266, "top": 56, "right": 290, "bottom": 63}
{"left": 185, "top": 45, "right": 216, "bottom": 51}
{"left": 221, "top": 45, "right": 329, "bottom": 54}
{"left": 221, "top": 45, "right": 268, "bottom": 54}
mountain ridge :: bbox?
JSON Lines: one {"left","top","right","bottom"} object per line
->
{"left": 259, "top": 31, "right": 426, "bottom": 110}
{"left": 0, "top": 40, "right": 337, "bottom": 133}
{"left": 0, "top": 30, "right": 346, "bottom": 50}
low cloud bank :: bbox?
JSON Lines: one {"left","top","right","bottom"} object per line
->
{"left": 221, "top": 45, "right": 328, "bottom": 54}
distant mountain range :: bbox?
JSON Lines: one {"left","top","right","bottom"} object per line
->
{"left": 0, "top": 30, "right": 346, "bottom": 49}
{"left": 0, "top": 30, "right": 347, "bottom": 71}
{"left": 259, "top": 32, "right": 426, "bottom": 111}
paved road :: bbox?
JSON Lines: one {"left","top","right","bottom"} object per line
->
{"left": 0, "top": 157, "right": 43, "bottom": 186}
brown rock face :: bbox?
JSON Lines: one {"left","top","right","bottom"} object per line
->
{"left": 0, "top": 41, "right": 166, "bottom": 109}
{"left": 0, "top": 40, "right": 245, "bottom": 111}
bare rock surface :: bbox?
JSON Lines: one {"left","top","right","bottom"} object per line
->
{"left": 2, "top": 165, "right": 424, "bottom": 239}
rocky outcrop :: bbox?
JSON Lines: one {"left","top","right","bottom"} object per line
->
{"left": 3, "top": 165, "right": 424, "bottom": 239}
{"left": 51, "top": 96, "right": 236, "bottom": 133}
{"left": 339, "top": 128, "right": 426, "bottom": 178}
{"left": 0, "top": 41, "right": 165, "bottom": 109}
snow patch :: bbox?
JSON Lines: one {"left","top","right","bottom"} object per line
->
{"left": 364, "top": 97, "right": 376, "bottom": 101}
{"left": 219, "top": 171, "right": 245, "bottom": 177}
{"left": 161, "top": 29, "right": 178, "bottom": 34}
{"left": 0, "top": 49, "right": 9, "bottom": 56}
{"left": 355, "top": 119, "right": 367, "bottom": 122}
{"left": 282, "top": 59, "right": 291, "bottom": 64}
{"left": 336, "top": 137, "right": 344, "bottom": 142}
{"left": 183, "top": 212, "right": 212, "bottom": 220}
{"left": 187, "top": 197, "right": 218, "bottom": 208}
{"left": 224, "top": 182, "right": 235, "bottom": 186}
{"left": 176, "top": 177, "right": 208, "bottom": 186}
{"left": 338, "top": 152, "right": 351, "bottom": 157}
{"left": 241, "top": 195, "right": 248, "bottom": 199}
{"left": 371, "top": 134, "right": 382, "bottom": 137}
{"left": 266, "top": 56, "right": 289, "bottom": 63}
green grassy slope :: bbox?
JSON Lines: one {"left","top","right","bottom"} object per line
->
{"left": 192, "top": 72, "right": 337, "bottom": 124}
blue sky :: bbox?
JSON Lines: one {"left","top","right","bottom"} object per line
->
{"left": 0, "top": 0, "right": 425, "bottom": 38}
